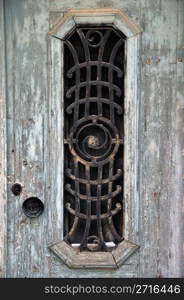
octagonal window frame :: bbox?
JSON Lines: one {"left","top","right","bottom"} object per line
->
{"left": 48, "top": 8, "right": 141, "bottom": 269}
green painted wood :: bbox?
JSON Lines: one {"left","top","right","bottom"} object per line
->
{"left": 2, "top": 0, "right": 183, "bottom": 277}
{"left": 139, "top": 0, "right": 184, "bottom": 278}
{"left": 5, "top": 0, "right": 50, "bottom": 277}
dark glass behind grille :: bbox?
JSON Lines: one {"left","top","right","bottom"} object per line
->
{"left": 63, "top": 26, "right": 125, "bottom": 252}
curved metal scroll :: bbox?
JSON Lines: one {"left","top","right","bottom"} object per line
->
{"left": 64, "top": 26, "right": 125, "bottom": 252}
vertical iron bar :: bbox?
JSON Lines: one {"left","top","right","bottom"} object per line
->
{"left": 107, "top": 160, "right": 122, "bottom": 241}
{"left": 65, "top": 41, "right": 80, "bottom": 122}
{"left": 77, "top": 29, "right": 91, "bottom": 117}
{"left": 80, "top": 165, "right": 91, "bottom": 250}
{"left": 109, "top": 39, "right": 124, "bottom": 122}
{"left": 65, "top": 159, "right": 80, "bottom": 241}
{"left": 97, "top": 30, "right": 111, "bottom": 116}
{"left": 97, "top": 165, "right": 107, "bottom": 250}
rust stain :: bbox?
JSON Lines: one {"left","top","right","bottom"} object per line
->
{"left": 145, "top": 58, "right": 152, "bottom": 65}
{"left": 177, "top": 58, "right": 183, "bottom": 62}
{"left": 32, "top": 266, "right": 39, "bottom": 272}
{"left": 153, "top": 192, "right": 160, "bottom": 200}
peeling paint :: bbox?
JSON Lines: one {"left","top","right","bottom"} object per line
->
{"left": 1, "top": 0, "right": 183, "bottom": 278}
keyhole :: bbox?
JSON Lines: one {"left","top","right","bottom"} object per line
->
{"left": 11, "top": 183, "right": 22, "bottom": 196}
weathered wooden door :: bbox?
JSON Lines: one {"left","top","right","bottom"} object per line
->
{"left": 0, "top": 0, "right": 184, "bottom": 277}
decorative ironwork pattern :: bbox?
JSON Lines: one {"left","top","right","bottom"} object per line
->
{"left": 64, "top": 26, "right": 125, "bottom": 252}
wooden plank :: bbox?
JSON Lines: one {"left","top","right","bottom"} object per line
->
{"left": 0, "top": 0, "right": 7, "bottom": 278}
{"left": 168, "top": 0, "right": 184, "bottom": 277}
{"left": 139, "top": 0, "right": 180, "bottom": 277}
{"left": 47, "top": 37, "right": 64, "bottom": 245}
{"left": 5, "top": 0, "right": 50, "bottom": 277}
{"left": 124, "top": 34, "right": 141, "bottom": 248}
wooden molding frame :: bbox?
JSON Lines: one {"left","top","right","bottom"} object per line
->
{"left": 49, "top": 240, "right": 139, "bottom": 269}
{"left": 48, "top": 8, "right": 141, "bottom": 268}
{"left": 48, "top": 8, "right": 141, "bottom": 39}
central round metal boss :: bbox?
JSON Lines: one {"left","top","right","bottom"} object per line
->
{"left": 68, "top": 117, "right": 120, "bottom": 166}
{"left": 78, "top": 123, "right": 110, "bottom": 158}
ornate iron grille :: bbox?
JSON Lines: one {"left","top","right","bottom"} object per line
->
{"left": 64, "top": 26, "right": 125, "bottom": 252}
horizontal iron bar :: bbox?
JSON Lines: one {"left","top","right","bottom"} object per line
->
{"left": 65, "top": 183, "right": 122, "bottom": 201}
{"left": 67, "top": 61, "right": 123, "bottom": 78}
{"left": 66, "top": 97, "right": 123, "bottom": 115}
{"left": 65, "top": 202, "right": 122, "bottom": 220}
{"left": 66, "top": 168, "right": 122, "bottom": 184}
{"left": 66, "top": 81, "right": 122, "bottom": 98}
